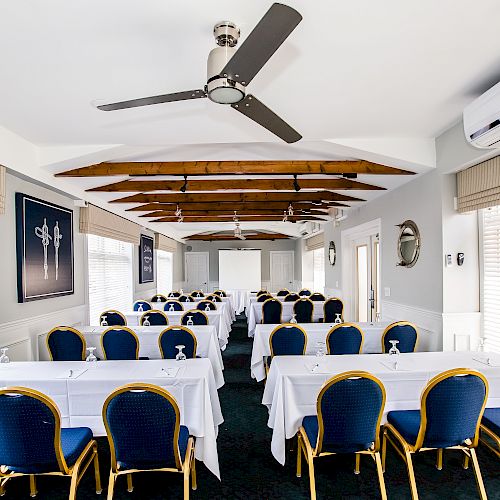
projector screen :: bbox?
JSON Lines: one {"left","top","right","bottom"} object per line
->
{"left": 218, "top": 249, "right": 261, "bottom": 291}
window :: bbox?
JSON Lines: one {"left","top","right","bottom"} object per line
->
{"left": 157, "top": 250, "right": 173, "bottom": 294}
{"left": 87, "top": 234, "right": 133, "bottom": 325}
{"left": 312, "top": 248, "right": 325, "bottom": 294}
{"left": 481, "top": 205, "right": 500, "bottom": 353}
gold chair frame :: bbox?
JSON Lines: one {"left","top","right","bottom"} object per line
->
{"left": 322, "top": 297, "right": 344, "bottom": 323}
{"left": 261, "top": 298, "right": 283, "bottom": 324}
{"left": 100, "top": 310, "right": 127, "bottom": 326}
{"left": 140, "top": 310, "right": 169, "bottom": 326}
{"left": 46, "top": 326, "right": 86, "bottom": 361}
{"left": 101, "top": 326, "right": 140, "bottom": 360}
{"left": 164, "top": 299, "right": 185, "bottom": 311}
{"left": 325, "top": 323, "right": 364, "bottom": 354}
{"left": 158, "top": 326, "right": 198, "bottom": 359}
{"left": 381, "top": 321, "right": 419, "bottom": 353}
{"left": 293, "top": 298, "right": 314, "bottom": 323}
{"left": 181, "top": 310, "right": 209, "bottom": 325}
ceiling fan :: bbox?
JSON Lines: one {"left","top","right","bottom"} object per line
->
{"left": 96, "top": 3, "right": 302, "bottom": 143}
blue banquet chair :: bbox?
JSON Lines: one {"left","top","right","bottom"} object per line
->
{"left": 197, "top": 300, "right": 216, "bottom": 311}
{"left": 164, "top": 300, "right": 184, "bottom": 312}
{"left": 190, "top": 290, "right": 205, "bottom": 298}
{"left": 383, "top": 368, "right": 489, "bottom": 500}
{"left": 100, "top": 310, "right": 127, "bottom": 326}
{"left": 181, "top": 310, "right": 209, "bottom": 326}
{"left": 133, "top": 300, "right": 152, "bottom": 312}
{"left": 293, "top": 298, "right": 314, "bottom": 323}
{"left": 326, "top": 323, "right": 364, "bottom": 355}
{"left": 179, "top": 295, "right": 194, "bottom": 303}
{"left": 297, "top": 372, "right": 387, "bottom": 500}
{"left": 159, "top": 327, "right": 197, "bottom": 359}
{"left": 284, "top": 293, "right": 300, "bottom": 302}
{"left": 299, "top": 288, "right": 312, "bottom": 297}
{"left": 322, "top": 298, "right": 344, "bottom": 323}
{"left": 257, "top": 293, "right": 272, "bottom": 303}
{"left": 0, "top": 386, "right": 101, "bottom": 499}
{"left": 140, "top": 310, "right": 169, "bottom": 326}
{"left": 167, "top": 291, "right": 181, "bottom": 298}
{"left": 256, "top": 290, "right": 268, "bottom": 297}
{"left": 381, "top": 321, "right": 418, "bottom": 353}
{"left": 102, "top": 383, "right": 196, "bottom": 499}
{"left": 269, "top": 324, "right": 307, "bottom": 358}
{"left": 276, "top": 289, "right": 290, "bottom": 297}
{"left": 262, "top": 298, "right": 282, "bottom": 324}
{"left": 480, "top": 408, "right": 500, "bottom": 458}
{"left": 151, "top": 294, "right": 168, "bottom": 304}
{"left": 206, "top": 294, "right": 222, "bottom": 303}
{"left": 214, "top": 289, "right": 227, "bottom": 297}
{"left": 46, "top": 326, "right": 86, "bottom": 361}
{"left": 310, "top": 292, "right": 325, "bottom": 302}
{"left": 101, "top": 327, "right": 140, "bottom": 360}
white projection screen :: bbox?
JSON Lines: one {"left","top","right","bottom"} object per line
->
{"left": 218, "top": 249, "right": 261, "bottom": 290}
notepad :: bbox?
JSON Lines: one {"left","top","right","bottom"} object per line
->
{"left": 379, "top": 360, "right": 411, "bottom": 371}
{"left": 305, "top": 362, "right": 331, "bottom": 374}
{"left": 56, "top": 368, "right": 88, "bottom": 379}
{"left": 156, "top": 367, "right": 180, "bottom": 378}
{"left": 472, "top": 357, "right": 500, "bottom": 367}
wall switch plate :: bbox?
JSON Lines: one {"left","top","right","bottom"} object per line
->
{"left": 445, "top": 254, "right": 453, "bottom": 267}
{"left": 384, "top": 287, "right": 391, "bottom": 297}
{"left": 335, "top": 281, "right": 339, "bottom": 288}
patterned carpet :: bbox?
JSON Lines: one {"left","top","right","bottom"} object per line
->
{"left": 2, "top": 314, "right": 499, "bottom": 499}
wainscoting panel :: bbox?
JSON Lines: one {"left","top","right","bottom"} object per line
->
{"left": 442, "top": 312, "right": 481, "bottom": 352}
{"left": 134, "top": 288, "right": 157, "bottom": 302}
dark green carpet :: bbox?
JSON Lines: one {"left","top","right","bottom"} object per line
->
{"left": 3, "top": 314, "right": 499, "bottom": 498}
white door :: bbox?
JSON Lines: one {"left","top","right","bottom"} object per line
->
{"left": 185, "top": 252, "right": 209, "bottom": 292}
{"left": 270, "top": 251, "right": 294, "bottom": 292}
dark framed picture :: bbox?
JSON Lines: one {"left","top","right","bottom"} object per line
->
{"left": 139, "top": 234, "right": 154, "bottom": 283}
{"left": 15, "top": 193, "right": 74, "bottom": 302}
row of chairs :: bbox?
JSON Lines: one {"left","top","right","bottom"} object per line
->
{"left": 152, "top": 289, "right": 227, "bottom": 303}
{"left": 133, "top": 298, "right": 220, "bottom": 313}
{"left": 0, "top": 383, "right": 196, "bottom": 499}
{"left": 100, "top": 309, "right": 210, "bottom": 327}
{"left": 295, "top": 367, "right": 499, "bottom": 500}
{"left": 256, "top": 288, "right": 315, "bottom": 298}
{"left": 47, "top": 326, "right": 199, "bottom": 361}
{"left": 260, "top": 297, "right": 344, "bottom": 324}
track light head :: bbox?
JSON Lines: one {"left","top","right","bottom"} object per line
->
{"left": 293, "top": 174, "right": 300, "bottom": 192}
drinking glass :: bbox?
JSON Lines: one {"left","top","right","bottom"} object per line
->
{"left": 187, "top": 316, "right": 194, "bottom": 326}
{"left": 85, "top": 347, "right": 97, "bottom": 366}
{"left": 0, "top": 348, "right": 10, "bottom": 364}
{"left": 138, "top": 304, "right": 144, "bottom": 313}
{"left": 290, "top": 314, "right": 297, "bottom": 324}
{"left": 100, "top": 315, "right": 108, "bottom": 326}
{"left": 142, "top": 316, "right": 151, "bottom": 327}
{"left": 315, "top": 341, "right": 326, "bottom": 357}
{"left": 169, "top": 304, "right": 175, "bottom": 312}
{"left": 205, "top": 304, "right": 211, "bottom": 312}
{"left": 334, "top": 313, "right": 342, "bottom": 324}
{"left": 388, "top": 340, "right": 400, "bottom": 356}
{"left": 175, "top": 345, "right": 186, "bottom": 361}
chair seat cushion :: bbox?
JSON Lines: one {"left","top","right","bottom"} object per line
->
{"left": 387, "top": 410, "right": 420, "bottom": 446}
{"left": 482, "top": 408, "right": 500, "bottom": 437}
{"left": 61, "top": 427, "right": 94, "bottom": 467}
{"left": 302, "top": 415, "right": 319, "bottom": 448}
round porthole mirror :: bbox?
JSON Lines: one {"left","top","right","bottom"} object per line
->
{"left": 397, "top": 220, "right": 420, "bottom": 268}
{"left": 328, "top": 241, "right": 336, "bottom": 266}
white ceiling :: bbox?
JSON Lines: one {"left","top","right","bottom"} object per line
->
{"left": 2, "top": 0, "right": 500, "bottom": 238}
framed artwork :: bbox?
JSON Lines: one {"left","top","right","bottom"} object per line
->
{"left": 15, "top": 193, "right": 74, "bottom": 302}
{"left": 139, "top": 234, "right": 154, "bottom": 283}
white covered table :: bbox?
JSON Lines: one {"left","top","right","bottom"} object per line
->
{"left": 191, "top": 297, "right": 235, "bottom": 323}
{"left": 248, "top": 301, "right": 327, "bottom": 337}
{"left": 0, "top": 359, "right": 224, "bottom": 478}
{"left": 251, "top": 322, "right": 390, "bottom": 381}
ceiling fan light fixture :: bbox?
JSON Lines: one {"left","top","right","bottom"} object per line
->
{"left": 207, "top": 77, "right": 245, "bottom": 104}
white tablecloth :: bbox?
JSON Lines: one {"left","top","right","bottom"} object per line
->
{"left": 251, "top": 322, "right": 390, "bottom": 381}
{"left": 227, "top": 290, "right": 250, "bottom": 315}
{"left": 0, "top": 359, "right": 224, "bottom": 478}
{"left": 248, "top": 301, "right": 327, "bottom": 337}
{"left": 262, "top": 351, "right": 500, "bottom": 465}
{"left": 190, "top": 297, "right": 235, "bottom": 323}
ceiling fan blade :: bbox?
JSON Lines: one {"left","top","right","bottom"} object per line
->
{"left": 96, "top": 89, "right": 206, "bottom": 111}
{"left": 232, "top": 94, "right": 301, "bottom": 143}
{"left": 220, "top": 3, "right": 302, "bottom": 86}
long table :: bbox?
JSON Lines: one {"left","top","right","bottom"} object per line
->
{"left": 248, "top": 301, "right": 326, "bottom": 337}
{"left": 190, "top": 296, "right": 235, "bottom": 323}
{"left": 0, "top": 358, "right": 224, "bottom": 478}
{"left": 262, "top": 351, "right": 500, "bottom": 465}
{"left": 251, "top": 322, "right": 390, "bottom": 381}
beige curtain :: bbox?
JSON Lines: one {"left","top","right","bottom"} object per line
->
{"left": 457, "top": 155, "right": 500, "bottom": 212}
{"left": 79, "top": 204, "right": 140, "bottom": 244}
{"left": 155, "top": 233, "right": 177, "bottom": 252}
{"left": 305, "top": 232, "right": 324, "bottom": 251}
{"left": 0, "top": 166, "right": 5, "bottom": 215}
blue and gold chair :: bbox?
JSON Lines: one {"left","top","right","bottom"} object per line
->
{"left": 46, "top": 326, "right": 86, "bottom": 361}
{"left": 133, "top": 300, "right": 152, "bottom": 312}
{"left": 214, "top": 289, "right": 227, "bottom": 297}
{"left": 179, "top": 295, "right": 194, "bottom": 303}
{"left": 0, "top": 386, "right": 101, "bottom": 499}
{"left": 164, "top": 300, "right": 184, "bottom": 312}
{"left": 206, "top": 294, "right": 222, "bottom": 303}
{"left": 381, "top": 321, "right": 418, "bottom": 353}
{"left": 480, "top": 408, "right": 500, "bottom": 458}
{"left": 383, "top": 368, "right": 489, "bottom": 500}
{"left": 101, "top": 327, "right": 140, "bottom": 360}
{"left": 102, "top": 383, "right": 196, "bottom": 499}
{"left": 326, "top": 323, "right": 364, "bottom": 355}
{"left": 140, "top": 310, "right": 169, "bottom": 326}
{"left": 257, "top": 293, "right": 272, "bottom": 303}
{"left": 297, "top": 372, "right": 387, "bottom": 500}
{"left": 190, "top": 290, "right": 205, "bottom": 298}
{"left": 269, "top": 324, "right": 307, "bottom": 358}
{"left": 284, "top": 293, "right": 300, "bottom": 302}
{"left": 256, "top": 289, "right": 268, "bottom": 297}
{"left": 181, "top": 310, "right": 209, "bottom": 326}
{"left": 276, "top": 288, "right": 290, "bottom": 297}
{"left": 197, "top": 300, "right": 216, "bottom": 311}
{"left": 151, "top": 294, "right": 168, "bottom": 304}
{"left": 310, "top": 292, "right": 325, "bottom": 302}
{"left": 293, "top": 298, "right": 314, "bottom": 323}
{"left": 322, "top": 298, "right": 344, "bottom": 323}
{"left": 262, "top": 298, "right": 282, "bottom": 324}
{"left": 167, "top": 291, "right": 181, "bottom": 298}
{"left": 100, "top": 310, "right": 127, "bottom": 326}
{"left": 299, "top": 288, "right": 312, "bottom": 297}
{"left": 159, "top": 327, "right": 197, "bottom": 359}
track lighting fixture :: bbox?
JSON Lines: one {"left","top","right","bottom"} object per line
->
{"left": 180, "top": 175, "right": 188, "bottom": 193}
{"left": 293, "top": 174, "right": 300, "bottom": 192}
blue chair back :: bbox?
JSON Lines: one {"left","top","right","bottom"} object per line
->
{"left": 316, "top": 373, "right": 385, "bottom": 454}
{"left": 151, "top": 294, "right": 168, "bottom": 303}
{"left": 270, "top": 324, "right": 307, "bottom": 357}
{"left": 103, "top": 385, "right": 183, "bottom": 471}
{"left": 102, "top": 327, "right": 139, "bottom": 360}
{"left": 47, "top": 327, "right": 86, "bottom": 361}
{"left": 197, "top": 300, "right": 216, "bottom": 311}
{"left": 299, "top": 289, "right": 312, "bottom": 297}
{"left": 310, "top": 293, "right": 325, "bottom": 301}
{"left": 133, "top": 300, "right": 152, "bottom": 312}
{"left": 140, "top": 310, "right": 169, "bottom": 326}
{"left": 178, "top": 295, "right": 193, "bottom": 303}
{"left": 382, "top": 322, "right": 418, "bottom": 353}
{"left": 167, "top": 291, "right": 181, "bottom": 298}
{"left": 294, "top": 298, "right": 314, "bottom": 323}
{"left": 262, "top": 299, "right": 282, "bottom": 324}
{"left": 323, "top": 298, "right": 344, "bottom": 323}
{"left": 0, "top": 387, "right": 68, "bottom": 473}
{"left": 159, "top": 327, "right": 197, "bottom": 359}
{"left": 276, "top": 289, "right": 289, "bottom": 297}
{"left": 284, "top": 293, "right": 300, "bottom": 302}
{"left": 256, "top": 290, "right": 268, "bottom": 297}
{"left": 164, "top": 300, "right": 184, "bottom": 312}
{"left": 100, "top": 310, "right": 127, "bottom": 326}
{"left": 326, "top": 324, "right": 364, "bottom": 354}
{"left": 207, "top": 294, "right": 222, "bottom": 302}
{"left": 190, "top": 291, "right": 204, "bottom": 298}
{"left": 257, "top": 294, "right": 272, "bottom": 303}
{"left": 181, "top": 310, "right": 208, "bottom": 326}
{"left": 417, "top": 369, "right": 488, "bottom": 449}
{"left": 214, "top": 290, "right": 227, "bottom": 297}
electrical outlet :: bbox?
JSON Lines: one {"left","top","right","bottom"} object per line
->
{"left": 384, "top": 287, "right": 391, "bottom": 297}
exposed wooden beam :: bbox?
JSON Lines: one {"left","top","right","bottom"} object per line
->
{"left": 187, "top": 233, "right": 292, "bottom": 241}
{"left": 110, "top": 191, "right": 364, "bottom": 203}
{"left": 88, "top": 177, "right": 384, "bottom": 193}
{"left": 125, "top": 201, "right": 344, "bottom": 211}
{"left": 56, "top": 160, "right": 415, "bottom": 177}
{"left": 140, "top": 208, "right": 328, "bottom": 217}
{"left": 151, "top": 215, "right": 326, "bottom": 223}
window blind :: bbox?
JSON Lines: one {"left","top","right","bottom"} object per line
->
{"left": 155, "top": 233, "right": 177, "bottom": 253}
{"left": 482, "top": 205, "right": 500, "bottom": 353}
{"left": 0, "top": 166, "right": 5, "bottom": 214}
{"left": 157, "top": 250, "right": 173, "bottom": 294}
{"left": 305, "top": 232, "right": 324, "bottom": 251}
{"left": 87, "top": 234, "right": 133, "bottom": 325}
